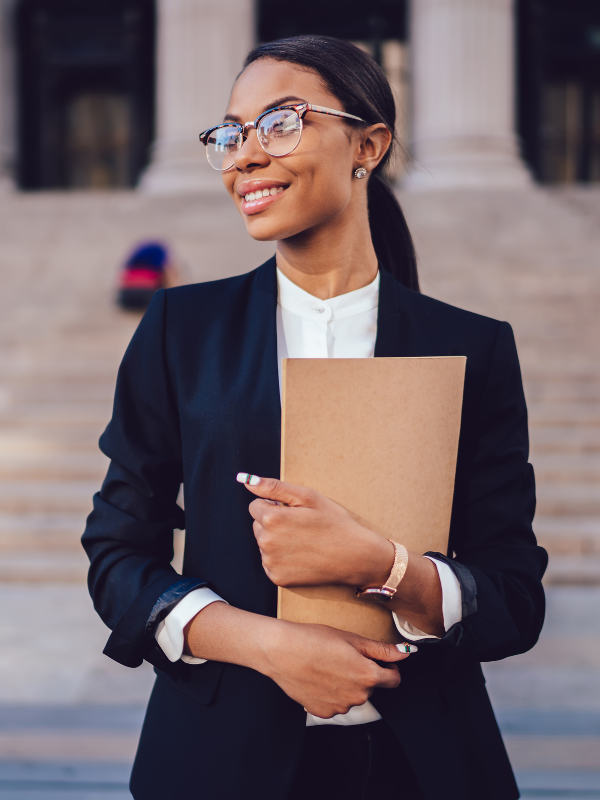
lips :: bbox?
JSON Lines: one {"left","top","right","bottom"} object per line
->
{"left": 236, "top": 180, "right": 288, "bottom": 216}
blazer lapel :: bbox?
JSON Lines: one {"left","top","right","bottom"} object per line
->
{"left": 252, "top": 256, "right": 282, "bottom": 475}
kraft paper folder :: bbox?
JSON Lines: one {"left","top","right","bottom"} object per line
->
{"left": 279, "top": 357, "right": 466, "bottom": 644}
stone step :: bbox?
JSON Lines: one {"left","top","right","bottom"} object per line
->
{"left": 0, "top": 405, "right": 111, "bottom": 425}
{"left": 0, "top": 481, "right": 96, "bottom": 514}
{"left": 530, "top": 427, "right": 600, "bottom": 453}
{"left": 0, "top": 424, "right": 106, "bottom": 447}
{"left": 0, "top": 549, "right": 90, "bottom": 583}
{"left": 536, "top": 484, "right": 600, "bottom": 517}
{"left": 0, "top": 535, "right": 183, "bottom": 583}
{"left": 0, "top": 452, "right": 108, "bottom": 480}
{"left": 0, "top": 354, "right": 123, "bottom": 378}
{"left": 531, "top": 453, "right": 600, "bottom": 482}
{"left": 535, "top": 516, "right": 600, "bottom": 555}
{"left": 529, "top": 403, "right": 600, "bottom": 427}
{"left": 0, "top": 512, "right": 87, "bottom": 551}
{"left": 543, "top": 554, "right": 600, "bottom": 586}
{"left": 1, "top": 382, "right": 116, "bottom": 403}
{"left": 524, "top": 380, "right": 600, "bottom": 403}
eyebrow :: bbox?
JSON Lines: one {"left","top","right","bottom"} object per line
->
{"left": 224, "top": 96, "right": 306, "bottom": 123}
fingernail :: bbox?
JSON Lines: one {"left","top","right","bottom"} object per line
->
{"left": 396, "top": 643, "right": 418, "bottom": 654}
{"left": 236, "top": 473, "right": 261, "bottom": 486}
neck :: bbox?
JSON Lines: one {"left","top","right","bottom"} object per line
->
{"left": 275, "top": 202, "right": 378, "bottom": 300}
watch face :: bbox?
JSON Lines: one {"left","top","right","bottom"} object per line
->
{"left": 355, "top": 588, "right": 393, "bottom": 603}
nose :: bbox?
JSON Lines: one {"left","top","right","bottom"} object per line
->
{"left": 233, "top": 127, "right": 270, "bottom": 172}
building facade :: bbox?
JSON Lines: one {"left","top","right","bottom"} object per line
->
{"left": 0, "top": 0, "right": 598, "bottom": 192}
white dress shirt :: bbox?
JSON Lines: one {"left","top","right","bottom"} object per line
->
{"left": 156, "top": 267, "right": 463, "bottom": 726}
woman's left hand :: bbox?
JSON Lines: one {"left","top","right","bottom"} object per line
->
{"left": 239, "top": 474, "right": 394, "bottom": 588}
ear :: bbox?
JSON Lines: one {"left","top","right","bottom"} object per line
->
{"left": 354, "top": 124, "right": 393, "bottom": 174}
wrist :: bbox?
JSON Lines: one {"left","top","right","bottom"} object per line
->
{"left": 254, "top": 616, "right": 288, "bottom": 679}
{"left": 350, "top": 531, "right": 395, "bottom": 589}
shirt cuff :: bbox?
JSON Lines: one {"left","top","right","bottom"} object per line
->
{"left": 392, "top": 556, "right": 463, "bottom": 640}
{"left": 155, "top": 587, "right": 227, "bottom": 664}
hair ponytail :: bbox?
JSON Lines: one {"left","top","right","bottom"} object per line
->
{"left": 368, "top": 175, "right": 419, "bottom": 291}
{"left": 243, "top": 35, "right": 420, "bottom": 293}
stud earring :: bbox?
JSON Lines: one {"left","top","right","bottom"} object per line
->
{"left": 354, "top": 167, "right": 367, "bottom": 179}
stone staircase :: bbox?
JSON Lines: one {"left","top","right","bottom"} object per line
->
{"left": 0, "top": 187, "right": 597, "bottom": 585}
{"left": 0, "top": 323, "right": 136, "bottom": 582}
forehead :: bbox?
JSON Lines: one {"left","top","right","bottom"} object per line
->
{"left": 226, "top": 59, "right": 341, "bottom": 120}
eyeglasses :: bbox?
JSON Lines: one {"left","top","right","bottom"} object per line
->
{"left": 199, "top": 102, "right": 366, "bottom": 171}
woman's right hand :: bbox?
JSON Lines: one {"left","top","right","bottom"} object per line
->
{"left": 184, "top": 603, "right": 409, "bottom": 719}
{"left": 258, "top": 620, "right": 408, "bottom": 719}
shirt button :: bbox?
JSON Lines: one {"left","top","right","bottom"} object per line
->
{"left": 313, "top": 307, "right": 324, "bottom": 313}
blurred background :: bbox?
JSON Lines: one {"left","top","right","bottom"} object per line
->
{"left": 0, "top": 0, "right": 598, "bottom": 798}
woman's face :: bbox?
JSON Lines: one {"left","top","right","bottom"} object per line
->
{"left": 221, "top": 59, "right": 379, "bottom": 243}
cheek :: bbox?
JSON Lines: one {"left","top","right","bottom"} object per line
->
{"left": 299, "top": 132, "right": 352, "bottom": 208}
{"left": 237, "top": 133, "right": 354, "bottom": 241}
{"left": 222, "top": 171, "right": 236, "bottom": 198}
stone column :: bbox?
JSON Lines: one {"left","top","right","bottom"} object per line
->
{"left": 404, "top": 0, "right": 531, "bottom": 190}
{"left": 0, "top": 0, "right": 16, "bottom": 191}
{"left": 140, "top": 0, "right": 254, "bottom": 194}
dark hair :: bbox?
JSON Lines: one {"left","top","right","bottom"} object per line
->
{"left": 243, "top": 35, "right": 419, "bottom": 292}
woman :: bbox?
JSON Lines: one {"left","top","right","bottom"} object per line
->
{"left": 83, "top": 36, "right": 547, "bottom": 800}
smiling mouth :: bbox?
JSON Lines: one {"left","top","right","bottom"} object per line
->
{"left": 240, "top": 185, "right": 287, "bottom": 216}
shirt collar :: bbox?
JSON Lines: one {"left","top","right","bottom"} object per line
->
{"left": 276, "top": 267, "right": 380, "bottom": 320}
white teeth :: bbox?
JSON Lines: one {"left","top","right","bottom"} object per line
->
{"left": 243, "top": 187, "right": 285, "bottom": 202}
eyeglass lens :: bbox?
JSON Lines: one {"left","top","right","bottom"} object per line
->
{"left": 205, "top": 109, "right": 303, "bottom": 171}
{"left": 206, "top": 126, "right": 242, "bottom": 171}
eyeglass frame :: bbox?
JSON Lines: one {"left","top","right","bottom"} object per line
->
{"left": 199, "top": 102, "right": 368, "bottom": 171}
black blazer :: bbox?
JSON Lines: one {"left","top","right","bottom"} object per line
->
{"left": 82, "top": 257, "right": 547, "bottom": 800}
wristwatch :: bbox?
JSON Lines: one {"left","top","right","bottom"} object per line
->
{"left": 354, "top": 540, "right": 409, "bottom": 603}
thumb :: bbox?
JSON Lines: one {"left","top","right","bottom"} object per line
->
{"left": 352, "top": 636, "right": 418, "bottom": 662}
{"left": 236, "top": 473, "right": 314, "bottom": 507}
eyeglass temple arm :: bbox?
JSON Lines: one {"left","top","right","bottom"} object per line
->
{"left": 306, "top": 103, "right": 366, "bottom": 123}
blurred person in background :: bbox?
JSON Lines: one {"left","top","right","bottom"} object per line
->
{"left": 117, "top": 241, "right": 180, "bottom": 311}
{"left": 82, "top": 35, "right": 547, "bottom": 800}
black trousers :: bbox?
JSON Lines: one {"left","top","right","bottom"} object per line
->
{"left": 288, "top": 720, "right": 424, "bottom": 800}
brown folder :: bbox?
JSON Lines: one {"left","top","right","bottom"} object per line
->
{"left": 278, "top": 357, "right": 466, "bottom": 643}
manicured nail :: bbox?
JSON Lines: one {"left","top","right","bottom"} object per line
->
{"left": 396, "top": 643, "right": 418, "bottom": 654}
{"left": 236, "top": 473, "right": 261, "bottom": 486}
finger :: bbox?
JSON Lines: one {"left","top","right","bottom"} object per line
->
{"left": 352, "top": 636, "right": 417, "bottom": 663}
{"left": 236, "top": 474, "right": 314, "bottom": 507}
{"left": 252, "top": 519, "right": 263, "bottom": 542}
{"left": 373, "top": 662, "right": 402, "bottom": 690}
{"left": 248, "top": 498, "right": 278, "bottom": 523}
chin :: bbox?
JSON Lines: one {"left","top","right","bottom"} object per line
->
{"left": 243, "top": 215, "right": 299, "bottom": 242}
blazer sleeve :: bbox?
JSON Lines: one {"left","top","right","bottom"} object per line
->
{"left": 81, "top": 290, "right": 206, "bottom": 671}
{"left": 421, "top": 321, "right": 548, "bottom": 665}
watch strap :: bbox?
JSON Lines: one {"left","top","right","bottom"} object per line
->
{"left": 354, "top": 540, "right": 408, "bottom": 601}
{"left": 381, "top": 540, "right": 409, "bottom": 597}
